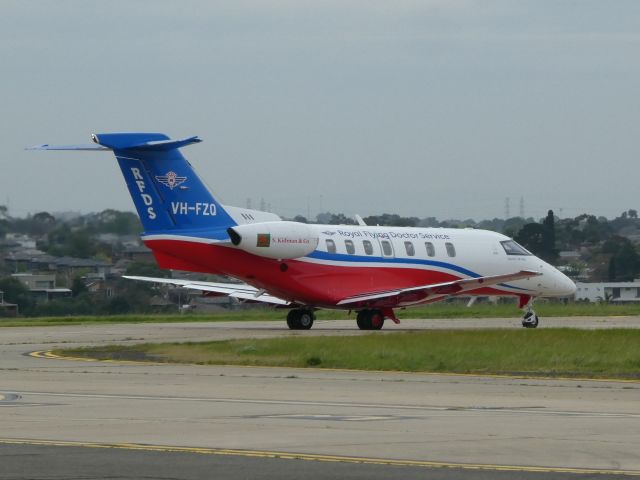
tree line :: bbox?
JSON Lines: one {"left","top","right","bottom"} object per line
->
{"left": 2, "top": 206, "right": 640, "bottom": 317}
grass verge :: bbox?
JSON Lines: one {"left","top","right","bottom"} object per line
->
{"left": 56, "top": 329, "right": 640, "bottom": 380}
{"left": 3, "top": 302, "right": 640, "bottom": 327}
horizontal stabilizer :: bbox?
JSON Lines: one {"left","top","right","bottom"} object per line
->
{"left": 26, "top": 134, "right": 201, "bottom": 152}
{"left": 93, "top": 134, "right": 202, "bottom": 151}
{"left": 26, "top": 144, "right": 109, "bottom": 151}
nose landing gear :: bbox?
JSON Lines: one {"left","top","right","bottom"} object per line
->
{"left": 519, "top": 295, "right": 539, "bottom": 328}
{"left": 522, "top": 308, "right": 539, "bottom": 328}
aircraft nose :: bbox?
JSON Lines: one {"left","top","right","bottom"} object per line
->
{"left": 556, "top": 271, "right": 577, "bottom": 296}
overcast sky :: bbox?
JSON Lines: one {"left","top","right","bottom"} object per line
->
{"left": 2, "top": 0, "right": 639, "bottom": 221}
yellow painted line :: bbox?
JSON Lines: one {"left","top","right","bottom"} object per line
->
{"left": 29, "top": 350, "right": 640, "bottom": 385}
{"left": 0, "top": 438, "right": 637, "bottom": 476}
{"left": 0, "top": 394, "right": 5, "bottom": 401}
{"left": 28, "top": 350, "right": 159, "bottom": 366}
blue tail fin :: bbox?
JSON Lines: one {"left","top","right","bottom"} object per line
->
{"left": 29, "top": 133, "right": 237, "bottom": 236}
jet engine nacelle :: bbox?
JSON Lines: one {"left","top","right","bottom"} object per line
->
{"left": 227, "top": 221, "right": 319, "bottom": 260}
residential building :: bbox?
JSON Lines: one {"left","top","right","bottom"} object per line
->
{"left": 4, "top": 253, "right": 111, "bottom": 276}
{"left": 11, "top": 273, "right": 72, "bottom": 303}
{"left": 575, "top": 281, "right": 640, "bottom": 303}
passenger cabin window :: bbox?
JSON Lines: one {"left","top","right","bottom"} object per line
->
{"left": 445, "top": 242, "right": 456, "bottom": 257}
{"left": 500, "top": 240, "right": 531, "bottom": 256}
{"left": 363, "top": 240, "right": 373, "bottom": 255}
{"left": 425, "top": 242, "right": 435, "bottom": 257}
{"left": 326, "top": 239, "right": 336, "bottom": 254}
{"left": 381, "top": 240, "right": 393, "bottom": 256}
{"left": 404, "top": 241, "right": 415, "bottom": 256}
{"left": 345, "top": 239, "right": 355, "bottom": 255}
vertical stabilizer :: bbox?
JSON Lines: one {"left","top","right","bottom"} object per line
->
{"left": 30, "top": 133, "right": 237, "bottom": 236}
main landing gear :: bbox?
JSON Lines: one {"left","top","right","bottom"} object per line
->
{"left": 286, "top": 309, "right": 315, "bottom": 330}
{"left": 519, "top": 295, "right": 539, "bottom": 328}
{"left": 356, "top": 309, "right": 385, "bottom": 330}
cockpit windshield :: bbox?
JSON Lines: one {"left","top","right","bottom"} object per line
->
{"left": 500, "top": 240, "right": 532, "bottom": 256}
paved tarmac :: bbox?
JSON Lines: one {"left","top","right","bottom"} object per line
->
{"left": 1, "top": 317, "right": 639, "bottom": 479}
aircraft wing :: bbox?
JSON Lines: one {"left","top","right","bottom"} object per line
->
{"left": 123, "top": 276, "right": 290, "bottom": 306}
{"left": 336, "top": 270, "right": 540, "bottom": 307}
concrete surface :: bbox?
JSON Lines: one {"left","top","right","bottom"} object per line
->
{"left": 0, "top": 318, "right": 639, "bottom": 478}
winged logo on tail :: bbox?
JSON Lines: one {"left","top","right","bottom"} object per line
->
{"left": 155, "top": 171, "right": 187, "bottom": 190}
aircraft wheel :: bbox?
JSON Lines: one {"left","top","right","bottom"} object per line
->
{"left": 370, "top": 310, "right": 385, "bottom": 330}
{"left": 357, "top": 310, "right": 385, "bottom": 330}
{"left": 298, "top": 310, "right": 315, "bottom": 330}
{"left": 356, "top": 310, "right": 372, "bottom": 330}
{"left": 287, "top": 309, "right": 301, "bottom": 329}
{"left": 287, "top": 309, "right": 315, "bottom": 330}
{"left": 522, "top": 311, "right": 539, "bottom": 329}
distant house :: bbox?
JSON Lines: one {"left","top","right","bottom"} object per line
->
{"left": 11, "top": 273, "right": 72, "bottom": 304}
{"left": 4, "top": 253, "right": 111, "bottom": 276}
{"left": 82, "top": 273, "right": 118, "bottom": 298}
{"left": 558, "top": 251, "right": 581, "bottom": 261}
{"left": 575, "top": 281, "right": 640, "bottom": 303}
{"left": 3, "top": 233, "right": 36, "bottom": 249}
{"left": 0, "top": 290, "right": 19, "bottom": 317}
{"left": 122, "top": 245, "right": 155, "bottom": 263}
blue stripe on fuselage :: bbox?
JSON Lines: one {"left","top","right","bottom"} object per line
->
{"left": 306, "top": 251, "right": 533, "bottom": 292}
{"left": 306, "top": 250, "right": 481, "bottom": 278}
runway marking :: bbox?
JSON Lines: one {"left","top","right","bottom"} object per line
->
{"left": 29, "top": 350, "right": 640, "bottom": 385}
{"left": 247, "top": 413, "right": 406, "bottom": 422}
{"left": 0, "top": 437, "right": 637, "bottom": 476}
{"left": 14, "top": 390, "right": 640, "bottom": 419}
{"left": 29, "top": 350, "right": 159, "bottom": 365}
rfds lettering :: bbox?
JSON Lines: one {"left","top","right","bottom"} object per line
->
{"left": 171, "top": 202, "right": 217, "bottom": 216}
{"left": 130, "top": 167, "right": 156, "bottom": 220}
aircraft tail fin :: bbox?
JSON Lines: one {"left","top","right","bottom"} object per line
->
{"left": 29, "top": 133, "right": 237, "bottom": 235}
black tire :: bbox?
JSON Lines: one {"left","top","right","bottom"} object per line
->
{"left": 287, "top": 310, "right": 301, "bottom": 330}
{"left": 356, "top": 310, "right": 371, "bottom": 330}
{"left": 522, "top": 312, "right": 539, "bottom": 329}
{"left": 287, "top": 309, "right": 315, "bottom": 330}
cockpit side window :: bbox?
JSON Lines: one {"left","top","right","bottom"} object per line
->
{"left": 326, "top": 239, "right": 336, "bottom": 254}
{"left": 500, "top": 240, "right": 531, "bottom": 256}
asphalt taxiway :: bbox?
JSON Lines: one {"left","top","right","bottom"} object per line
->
{"left": 1, "top": 317, "right": 639, "bottom": 479}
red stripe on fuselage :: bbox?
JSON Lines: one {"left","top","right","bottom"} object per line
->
{"left": 144, "top": 239, "right": 516, "bottom": 308}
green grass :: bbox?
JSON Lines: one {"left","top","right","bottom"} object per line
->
{"left": 2, "top": 302, "right": 640, "bottom": 327}
{"left": 57, "top": 329, "right": 640, "bottom": 380}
